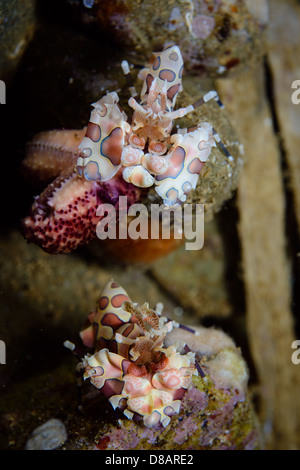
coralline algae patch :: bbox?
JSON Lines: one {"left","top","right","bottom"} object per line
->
{"left": 87, "top": 326, "right": 258, "bottom": 450}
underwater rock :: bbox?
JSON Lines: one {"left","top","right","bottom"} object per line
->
{"left": 76, "top": 0, "right": 268, "bottom": 77}
{"left": 0, "top": 229, "right": 183, "bottom": 391}
{"left": 25, "top": 418, "right": 67, "bottom": 450}
{"left": 65, "top": 281, "right": 258, "bottom": 449}
{"left": 69, "top": 280, "right": 199, "bottom": 429}
{"left": 150, "top": 219, "right": 233, "bottom": 319}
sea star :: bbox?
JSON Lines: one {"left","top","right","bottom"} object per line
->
{"left": 21, "top": 129, "right": 142, "bottom": 254}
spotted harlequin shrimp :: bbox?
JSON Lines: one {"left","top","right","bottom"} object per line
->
{"left": 76, "top": 45, "right": 233, "bottom": 206}
{"left": 64, "top": 280, "right": 200, "bottom": 428}
{"left": 76, "top": 92, "right": 130, "bottom": 181}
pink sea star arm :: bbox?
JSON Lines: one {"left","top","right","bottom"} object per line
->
{"left": 22, "top": 129, "right": 86, "bottom": 183}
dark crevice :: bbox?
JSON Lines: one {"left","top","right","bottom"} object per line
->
{"left": 264, "top": 56, "right": 300, "bottom": 337}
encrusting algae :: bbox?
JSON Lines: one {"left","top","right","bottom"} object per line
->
{"left": 4, "top": 0, "right": 297, "bottom": 452}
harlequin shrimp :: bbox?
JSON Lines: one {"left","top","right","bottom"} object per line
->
{"left": 64, "top": 280, "right": 202, "bottom": 428}
{"left": 76, "top": 45, "right": 233, "bottom": 206}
